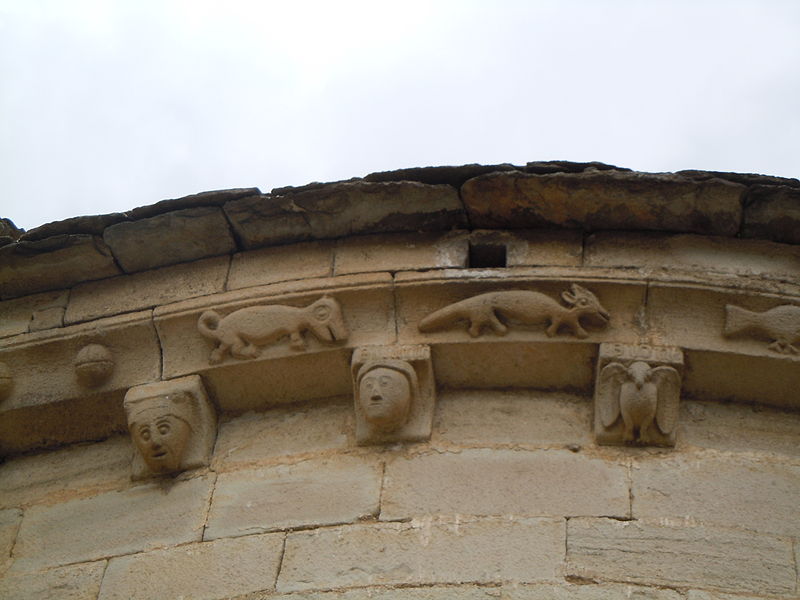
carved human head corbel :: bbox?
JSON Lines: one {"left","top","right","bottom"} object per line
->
{"left": 124, "top": 375, "right": 216, "bottom": 479}
{"left": 352, "top": 345, "right": 435, "bottom": 445}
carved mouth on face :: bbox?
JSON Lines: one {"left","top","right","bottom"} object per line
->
{"left": 151, "top": 450, "right": 168, "bottom": 459}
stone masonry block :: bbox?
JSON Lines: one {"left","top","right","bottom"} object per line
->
{"left": 381, "top": 448, "right": 629, "bottom": 520}
{"left": 632, "top": 454, "right": 800, "bottom": 537}
{"left": 335, "top": 232, "right": 467, "bottom": 275}
{"left": 65, "top": 256, "right": 229, "bottom": 324}
{"left": 278, "top": 517, "right": 565, "bottom": 592}
{"left": 0, "top": 435, "right": 131, "bottom": 509}
{"left": 28, "top": 306, "right": 64, "bottom": 331}
{"left": 461, "top": 170, "right": 745, "bottom": 235}
{"left": 103, "top": 207, "right": 236, "bottom": 273}
{"left": 227, "top": 241, "right": 334, "bottom": 290}
{"left": 742, "top": 184, "right": 800, "bottom": 245}
{"left": 98, "top": 533, "right": 284, "bottom": 600}
{"left": 0, "top": 560, "right": 106, "bottom": 600}
{"left": 566, "top": 518, "right": 796, "bottom": 595}
{"left": 212, "top": 399, "right": 351, "bottom": 469}
{"left": 469, "top": 229, "right": 583, "bottom": 268}
{"left": 11, "top": 475, "right": 214, "bottom": 573}
{"left": 433, "top": 390, "right": 592, "bottom": 447}
{"left": 0, "top": 290, "right": 67, "bottom": 339}
{"left": 686, "top": 592, "right": 767, "bottom": 600}
{"left": 204, "top": 456, "right": 382, "bottom": 540}
{"left": 224, "top": 181, "right": 466, "bottom": 249}
{"left": 0, "top": 234, "right": 120, "bottom": 299}
{"left": 0, "top": 508, "right": 22, "bottom": 575}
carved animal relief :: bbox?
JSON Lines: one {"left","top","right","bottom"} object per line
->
{"left": 124, "top": 375, "right": 217, "bottom": 479}
{"left": 351, "top": 345, "right": 435, "bottom": 445}
{"left": 724, "top": 304, "right": 800, "bottom": 355}
{"left": 197, "top": 295, "right": 349, "bottom": 364}
{"left": 418, "top": 283, "right": 610, "bottom": 338}
{"left": 594, "top": 344, "right": 683, "bottom": 447}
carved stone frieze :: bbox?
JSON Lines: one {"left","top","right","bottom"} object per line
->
{"left": 197, "top": 295, "right": 349, "bottom": 364}
{"left": 594, "top": 343, "right": 683, "bottom": 447}
{"left": 124, "top": 375, "right": 217, "bottom": 479}
{"left": 417, "top": 283, "right": 610, "bottom": 339}
{"left": 724, "top": 304, "right": 800, "bottom": 355}
{"left": 74, "top": 343, "right": 114, "bottom": 388}
{"left": 351, "top": 345, "right": 435, "bottom": 445}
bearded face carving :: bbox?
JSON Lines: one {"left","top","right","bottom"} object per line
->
{"left": 124, "top": 376, "right": 216, "bottom": 479}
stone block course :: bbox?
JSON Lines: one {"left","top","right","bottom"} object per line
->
{"left": 461, "top": 170, "right": 745, "bottom": 235}
{"left": 10, "top": 475, "right": 214, "bottom": 573}
{"left": 65, "top": 255, "right": 230, "bottom": 323}
{"left": 224, "top": 181, "right": 466, "bottom": 249}
{"left": 566, "top": 517, "right": 796, "bottom": 595}
{"left": 335, "top": 232, "right": 467, "bottom": 275}
{"left": 0, "top": 234, "right": 120, "bottom": 299}
{"left": 632, "top": 454, "right": 800, "bottom": 537}
{"left": 278, "top": 517, "right": 565, "bottom": 592}
{"left": 0, "top": 290, "right": 67, "bottom": 338}
{"left": 470, "top": 229, "right": 583, "bottom": 268}
{"left": 742, "top": 184, "right": 800, "bottom": 244}
{"left": 0, "top": 560, "right": 106, "bottom": 600}
{"left": 103, "top": 206, "right": 236, "bottom": 273}
{"left": 381, "top": 448, "right": 629, "bottom": 520}
{"left": 204, "top": 456, "right": 382, "bottom": 540}
{"left": 227, "top": 241, "right": 334, "bottom": 290}
{"left": 98, "top": 533, "right": 283, "bottom": 600}
{"left": 0, "top": 509, "right": 22, "bottom": 576}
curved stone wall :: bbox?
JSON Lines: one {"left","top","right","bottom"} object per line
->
{"left": 0, "top": 162, "right": 798, "bottom": 599}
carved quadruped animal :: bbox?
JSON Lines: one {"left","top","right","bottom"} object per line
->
{"left": 197, "top": 295, "right": 349, "bottom": 364}
{"left": 724, "top": 304, "right": 800, "bottom": 355}
{"left": 418, "top": 283, "right": 610, "bottom": 338}
{"left": 596, "top": 361, "right": 681, "bottom": 444}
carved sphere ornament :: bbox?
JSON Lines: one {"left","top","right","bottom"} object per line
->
{"left": 74, "top": 343, "right": 114, "bottom": 388}
{"left": 0, "top": 361, "right": 12, "bottom": 400}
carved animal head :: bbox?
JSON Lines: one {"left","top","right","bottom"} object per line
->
{"left": 307, "top": 296, "right": 349, "bottom": 342}
{"left": 562, "top": 283, "right": 610, "bottom": 323}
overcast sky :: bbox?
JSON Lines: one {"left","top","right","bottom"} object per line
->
{"left": 2, "top": 1, "right": 799, "bottom": 231}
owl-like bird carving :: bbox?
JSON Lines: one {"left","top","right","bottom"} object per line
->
{"left": 596, "top": 361, "right": 681, "bottom": 444}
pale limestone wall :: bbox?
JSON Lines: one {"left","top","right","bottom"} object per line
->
{"left": 1, "top": 163, "right": 800, "bottom": 599}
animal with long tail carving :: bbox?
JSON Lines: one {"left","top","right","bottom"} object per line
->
{"left": 723, "top": 304, "right": 800, "bottom": 354}
{"left": 417, "top": 283, "right": 610, "bottom": 338}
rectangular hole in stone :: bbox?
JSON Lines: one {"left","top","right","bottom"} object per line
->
{"left": 468, "top": 242, "right": 507, "bottom": 268}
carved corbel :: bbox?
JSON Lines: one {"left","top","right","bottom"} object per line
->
{"left": 124, "top": 375, "right": 217, "bottom": 479}
{"left": 351, "top": 345, "right": 436, "bottom": 445}
{"left": 594, "top": 343, "right": 683, "bottom": 447}
{"left": 197, "top": 295, "right": 349, "bottom": 364}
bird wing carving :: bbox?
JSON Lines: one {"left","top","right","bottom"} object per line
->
{"left": 652, "top": 366, "right": 681, "bottom": 434}
{"left": 597, "top": 362, "right": 628, "bottom": 428}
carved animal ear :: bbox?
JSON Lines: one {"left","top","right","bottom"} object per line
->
{"left": 562, "top": 290, "right": 577, "bottom": 305}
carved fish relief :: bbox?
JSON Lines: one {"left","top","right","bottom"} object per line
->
{"left": 724, "top": 304, "right": 800, "bottom": 355}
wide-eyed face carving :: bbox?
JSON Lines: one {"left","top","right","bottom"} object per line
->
{"left": 126, "top": 394, "right": 194, "bottom": 475}
{"left": 358, "top": 366, "right": 412, "bottom": 432}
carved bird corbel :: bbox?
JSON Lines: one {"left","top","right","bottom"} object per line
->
{"left": 596, "top": 361, "right": 681, "bottom": 444}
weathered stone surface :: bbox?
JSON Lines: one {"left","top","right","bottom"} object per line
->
{"left": 0, "top": 290, "right": 67, "bottom": 338}
{"left": 205, "top": 456, "right": 381, "bottom": 540}
{"left": 470, "top": 229, "right": 583, "bottom": 268}
{"left": 224, "top": 181, "right": 466, "bottom": 249}
{"left": 0, "top": 561, "right": 106, "bottom": 600}
{"left": 0, "top": 218, "right": 23, "bottom": 240}
{"left": 525, "top": 160, "right": 629, "bottom": 174}
{"left": 686, "top": 592, "right": 770, "bottom": 600}
{"left": 65, "top": 255, "right": 229, "bottom": 323}
{"left": 126, "top": 187, "right": 260, "bottom": 220}
{"left": 742, "top": 184, "right": 800, "bottom": 244}
{"left": 586, "top": 232, "right": 800, "bottom": 280}
{"left": 20, "top": 212, "right": 127, "bottom": 242}
{"left": 0, "top": 435, "right": 131, "bottom": 509}
{"left": 678, "top": 169, "right": 800, "bottom": 188}
{"left": 566, "top": 518, "right": 796, "bottom": 595}
{"left": 364, "top": 163, "right": 519, "bottom": 186}
{"left": 632, "top": 454, "right": 800, "bottom": 536}
{"left": 382, "top": 448, "right": 628, "bottom": 520}
{"left": 213, "top": 399, "right": 351, "bottom": 469}
{"left": 335, "top": 232, "right": 467, "bottom": 275}
{"left": 0, "top": 508, "right": 22, "bottom": 575}
{"left": 462, "top": 170, "right": 745, "bottom": 235}
{"left": 0, "top": 235, "right": 120, "bottom": 299}
{"left": 680, "top": 400, "right": 800, "bottom": 458}
{"left": 278, "top": 517, "right": 565, "bottom": 592}
{"left": 103, "top": 207, "right": 236, "bottom": 273}
{"left": 98, "top": 533, "right": 283, "bottom": 600}
{"left": 28, "top": 305, "right": 64, "bottom": 331}
{"left": 227, "top": 241, "right": 334, "bottom": 290}
{"left": 258, "top": 583, "right": 682, "bottom": 600}
{"left": 434, "top": 390, "right": 592, "bottom": 447}
{"left": 0, "top": 310, "right": 160, "bottom": 454}
{"left": 11, "top": 475, "right": 214, "bottom": 572}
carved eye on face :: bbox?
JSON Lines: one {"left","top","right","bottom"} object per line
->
{"left": 158, "top": 421, "right": 171, "bottom": 435}
{"left": 139, "top": 426, "right": 151, "bottom": 441}
{"left": 578, "top": 298, "right": 588, "bottom": 306}
{"left": 313, "top": 305, "right": 331, "bottom": 320}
